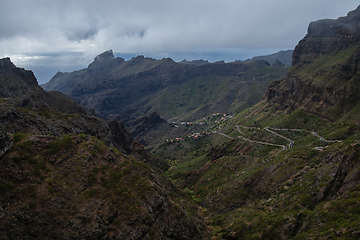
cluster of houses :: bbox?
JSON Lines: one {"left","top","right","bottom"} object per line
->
{"left": 210, "top": 113, "right": 233, "bottom": 123}
{"left": 165, "top": 113, "right": 233, "bottom": 143}
{"left": 165, "top": 132, "right": 211, "bottom": 143}
{"left": 170, "top": 113, "right": 233, "bottom": 128}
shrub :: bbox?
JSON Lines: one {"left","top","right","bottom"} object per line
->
{"left": 94, "top": 142, "right": 107, "bottom": 154}
{"left": 78, "top": 134, "right": 87, "bottom": 141}
{"left": 13, "top": 133, "right": 27, "bottom": 142}
{"left": 46, "top": 135, "right": 73, "bottom": 154}
{"left": 18, "top": 140, "right": 34, "bottom": 151}
{"left": 87, "top": 172, "right": 97, "bottom": 185}
{"left": 300, "top": 194, "right": 315, "bottom": 210}
{"left": 83, "top": 188, "right": 99, "bottom": 198}
{"left": 13, "top": 156, "right": 22, "bottom": 163}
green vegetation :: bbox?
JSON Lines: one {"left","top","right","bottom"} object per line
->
{"left": 13, "top": 133, "right": 27, "bottom": 142}
{"left": 46, "top": 134, "right": 74, "bottom": 154}
{"left": 3, "top": 18, "right": 360, "bottom": 238}
{"left": 157, "top": 94, "right": 360, "bottom": 239}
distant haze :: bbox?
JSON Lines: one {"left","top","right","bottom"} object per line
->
{"left": 0, "top": 0, "right": 359, "bottom": 84}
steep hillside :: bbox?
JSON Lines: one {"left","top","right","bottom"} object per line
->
{"left": 42, "top": 52, "right": 288, "bottom": 125}
{"left": 0, "top": 58, "right": 209, "bottom": 239}
{"left": 265, "top": 5, "right": 360, "bottom": 122}
{"left": 9, "top": 5, "right": 360, "bottom": 239}
{"left": 158, "top": 5, "right": 360, "bottom": 239}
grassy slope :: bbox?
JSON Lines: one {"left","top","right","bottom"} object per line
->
{"left": 160, "top": 96, "right": 360, "bottom": 239}
{"left": 57, "top": 58, "right": 288, "bottom": 125}
{"left": 143, "top": 64, "right": 288, "bottom": 122}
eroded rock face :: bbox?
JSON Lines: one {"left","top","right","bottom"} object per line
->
{"left": 94, "top": 49, "right": 115, "bottom": 62}
{"left": 0, "top": 58, "right": 38, "bottom": 98}
{"left": 0, "top": 127, "right": 12, "bottom": 158}
{"left": 265, "top": 5, "right": 360, "bottom": 120}
{"left": 130, "top": 112, "right": 167, "bottom": 139}
{"left": 292, "top": 5, "right": 360, "bottom": 66}
{"left": 107, "top": 119, "right": 134, "bottom": 154}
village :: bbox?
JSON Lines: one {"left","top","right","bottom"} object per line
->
{"left": 165, "top": 113, "right": 233, "bottom": 143}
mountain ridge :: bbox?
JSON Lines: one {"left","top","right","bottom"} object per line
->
{"left": 242, "top": 49, "right": 293, "bottom": 66}
{"left": 0, "top": 58, "right": 209, "bottom": 239}
{"left": 42, "top": 52, "right": 288, "bottom": 129}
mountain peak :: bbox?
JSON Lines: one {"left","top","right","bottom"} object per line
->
{"left": 265, "top": 5, "right": 360, "bottom": 119}
{"left": 94, "top": 49, "right": 114, "bottom": 62}
{"left": 0, "top": 57, "right": 38, "bottom": 98}
{"left": 87, "top": 49, "right": 123, "bottom": 70}
{"left": 293, "top": 5, "right": 360, "bottom": 66}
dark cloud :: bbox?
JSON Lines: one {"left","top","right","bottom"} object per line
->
{"left": 1, "top": 0, "right": 359, "bottom": 83}
{"left": 68, "top": 29, "right": 98, "bottom": 42}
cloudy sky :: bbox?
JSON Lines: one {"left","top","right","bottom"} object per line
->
{"left": 1, "top": 0, "right": 359, "bottom": 84}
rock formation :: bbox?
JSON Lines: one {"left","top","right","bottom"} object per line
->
{"left": 265, "top": 5, "right": 360, "bottom": 121}
{"left": 293, "top": 5, "right": 360, "bottom": 66}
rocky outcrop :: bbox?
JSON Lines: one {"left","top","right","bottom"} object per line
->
{"left": 0, "top": 126, "right": 12, "bottom": 158}
{"left": 293, "top": 5, "right": 360, "bottom": 66}
{"left": 0, "top": 58, "right": 38, "bottom": 98}
{"left": 94, "top": 49, "right": 115, "bottom": 62}
{"left": 265, "top": 5, "right": 360, "bottom": 120}
{"left": 130, "top": 112, "right": 166, "bottom": 139}
{"left": 107, "top": 120, "right": 133, "bottom": 154}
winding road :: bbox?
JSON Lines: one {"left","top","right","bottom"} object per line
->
{"left": 264, "top": 127, "right": 294, "bottom": 149}
{"left": 214, "top": 125, "right": 342, "bottom": 151}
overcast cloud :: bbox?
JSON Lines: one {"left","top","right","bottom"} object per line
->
{"left": 1, "top": 0, "right": 359, "bottom": 83}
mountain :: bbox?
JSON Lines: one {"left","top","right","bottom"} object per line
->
{"left": 41, "top": 52, "right": 288, "bottom": 127}
{"left": 6, "top": 5, "right": 360, "bottom": 239}
{"left": 265, "top": 5, "right": 360, "bottom": 122}
{"left": 178, "top": 59, "right": 210, "bottom": 66}
{"left": 0, "top": 58, "right": 209, "bottom": 239}
{"left": 242, "top": 49, "right": 293, "bottom": 66}
{"left": 155, "top": 5, "right": 360, "bottom": 239}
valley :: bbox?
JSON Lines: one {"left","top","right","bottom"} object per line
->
{"left": 161, "top": 103, "right": 360, "bottom": 239}
{"left": 1, "top": 4, "right": 360, "bottom": 240}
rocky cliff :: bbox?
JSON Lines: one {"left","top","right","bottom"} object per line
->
{"left": 265, "top": 5, "right": 360, "bottom": 122}
{"left": 293, "top": 5, "right": 360, "bottom": 66}
{"left": 0, "top": 58, "right": 209, "bottom": 239}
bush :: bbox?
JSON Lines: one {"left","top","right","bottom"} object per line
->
{"left": 300, "top": 194, "right": 315, "bottom": 210}
{"left": 46, "top": 135, "right": 73, "bottom": 154}
{"left": 13, "top": 133, "right": 27, "bottom": 142}
{"left": 83, "top": 188, "right": 99, "bottom": 198}
{"left": 87, "top": 172, "right": 97, "bottom": 185}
